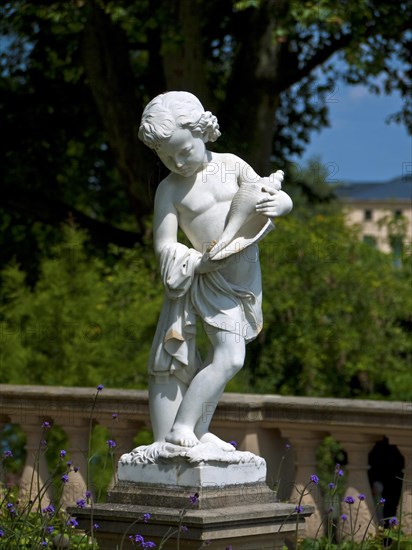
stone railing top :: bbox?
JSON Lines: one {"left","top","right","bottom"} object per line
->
{"left": 0, "top": 385, "right": 410, "bottom": 436}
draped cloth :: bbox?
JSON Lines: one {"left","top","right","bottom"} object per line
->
{"left": 148, "top": 242, "right": 264, "bottom": 384}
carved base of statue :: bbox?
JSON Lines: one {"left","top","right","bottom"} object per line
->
{"left": 118, "top": 441, "right": 266, "bottom": 486}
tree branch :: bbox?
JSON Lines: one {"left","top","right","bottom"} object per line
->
{"left": 276, "top": 31, "right": 354, "bottom": 93}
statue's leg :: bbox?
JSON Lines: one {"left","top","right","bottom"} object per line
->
{"left": 148, "top": 375, "right": 188, "bottom": 442}
{"left": 165, "top": 330, "right": 245, "bottom": 447}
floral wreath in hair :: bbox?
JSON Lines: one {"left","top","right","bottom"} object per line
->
{"left": 191, "top": 111, "right": 221, "bottom": 143}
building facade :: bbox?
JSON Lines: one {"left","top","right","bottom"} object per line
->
{"left": 336, "top": 177, "right": 412, "bottom": 254}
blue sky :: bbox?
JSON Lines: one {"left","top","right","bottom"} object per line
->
{"left": 291, "top": 83, "right": 412, "bottom": 183}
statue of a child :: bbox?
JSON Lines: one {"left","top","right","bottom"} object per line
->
{"left": 139, "top": 91, "right": 292, "bottom": 450}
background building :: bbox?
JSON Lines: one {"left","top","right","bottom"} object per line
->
{"left": 336, "top": 176, "right": 412, "bottom": 255}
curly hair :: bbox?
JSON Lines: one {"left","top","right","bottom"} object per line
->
{"left": 138, "top": 91, "right": 221, "bottom": 150}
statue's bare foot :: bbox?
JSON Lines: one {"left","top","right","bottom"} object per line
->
{"left": 198, "top": 432, "right": 236, "bottom": 451}
{"left": 165, "top": 427, "right": 200, "bottom": 448}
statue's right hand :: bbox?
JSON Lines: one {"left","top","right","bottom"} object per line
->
{"left": 195, "top": 253, "right": 230, "bottom": 274}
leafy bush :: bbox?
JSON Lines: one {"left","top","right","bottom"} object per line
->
{"left": 0, "top": 225, "right": 162, "bottom": 389}
{"left": 247, "top": 212, "right": 412, "bottom": 399}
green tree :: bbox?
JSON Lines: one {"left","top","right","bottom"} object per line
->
{"left": 0, "top": 0, "right": 410, "bottom": 258}
{"left": 245, "top": 204, "right": 412, "bottom": 400}
{"left": 0, "top": 225, "right": 162, "bottom": 388}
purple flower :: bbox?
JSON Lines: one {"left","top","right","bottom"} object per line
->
{"left": 3, "top": 450, "right": 13, "bottom": 458}
{"left": 295, "top": 505, "right": 303, "bottom": 513}
{"left": 310, "top": 474, "right": 319, "bottom": 484}
{"left": 61, "top": 474, "right": 69, "bottom": 484}
{"left": 112, "top": 412, "right": 118, "bottom": 420}
{"left": 389, "top": 517, "right": 399, "bottom": 527}
{"left": 6, "top": 503, "right": 15, "bottom": 515}
{"left": 42, "top": 421, "right": 51, "bottom": 429}
{"left": 143, "top": 543, "right": 156, "bottom": 549}
{"left": 46, "top": 526, "right": 54, "bottom": 534}
{"left": 106, "top": 439, "right": 117, "bottom": 449}
{"left": 93, "top": 523, "right": 100, "bottom": 530}
{"left": 225, "top": 546, "right": 233, "bottom": 550}
{"left": 0, "top": 529, "right": 4, "bottom": 537}
{"left": 189, "top": 492, "right": 199, "bottom": 504}
{"left": 143, "top": 512, "right": 151, "bottom": 523}
{"left": 85, "top": 490, "right": 92, "bottom": 499}
{"left": 229, "top": 440, "right": 238, "bottom": 449}
{"left": 335, "top": 463, "right": 344, "bottom": 476}
{"left": 73, "top": 466, "right": 79, "bottom": 472}
{"left": 41, "top": 542, "right": 48, "bottom": 547}
{"left": 97, "top": 384, "right": 104, "bottom": 392}
{"left": 180, "top": 525, "right": 189, "bottom": 533}
{"left": 76, "top": 498, "right": 86, "bottom": 509}
{"left": 67, "top": 518, "right": 79, "bottom": 528}
{"left": 328, "top": 482, "right": 335, "bottom": 490}
{"left": 379, "top": 498, "right": 386, "bottom": 504}
{"left": 341, "top": 514, "right": 348, "bottom": 522}
{"left": 67, "top": 461, "right": 72, "bottom": 467}
{"left": 285, "top": 443, "right": 291, "bottom": 449}
{"left": 358, "top": 493, "right": 365, "bottom": 501}
{"left": 59, "top": 450, "right": 66, "bottom": 459}
{"left": 344, "top": 496, "right": 355, "bottom": 505}
{"left": 42, "top": 504, "right": 55, "bottom": 515}
{"left": 129, "top": 534, "right": 144, "bottom": 544}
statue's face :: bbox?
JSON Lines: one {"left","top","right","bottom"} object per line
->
{"left": 156, "top": 128, "right": 206, "bottom": 177}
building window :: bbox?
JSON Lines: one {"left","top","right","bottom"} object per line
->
{"left": 363, "top": 235, "right": 377, "bottom": 247}
{"left": 394, "top": 209, "right": 403, "bottom": 218}
{"left": 364, "top": 209, "right": 373, "bottom": 221}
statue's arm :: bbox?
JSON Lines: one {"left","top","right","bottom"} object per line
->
{"left": 153, "top": 183, "right": 179, "bottom": 258}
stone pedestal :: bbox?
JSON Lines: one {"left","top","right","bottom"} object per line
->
{"left": 72, "top": 445, "right": 313, "bottom": 549}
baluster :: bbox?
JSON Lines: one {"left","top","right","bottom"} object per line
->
{"left": 335, "top": 433, "right": 377, "bottom": 541}
{"left": 239, "top": 428, "right": 261, "bottom": 456}
{"left": 60, "top": 420, "right": 89, "bottom": 508}
{"left": 18, "top": 421, "right": 52, "bottom": 507}
{"left": 281, "top": 428, "right": 325, "bottom": 538}
{"left": 389, "top": 435, "right": 412, "bottom": 535}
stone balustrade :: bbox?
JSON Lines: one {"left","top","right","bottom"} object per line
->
{"left": 1, "top": 385, "right": 411, "bottom": 541}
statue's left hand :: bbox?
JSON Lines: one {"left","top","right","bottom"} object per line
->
{"left": 255, "top": 189, "right": 293, "bottom": 218}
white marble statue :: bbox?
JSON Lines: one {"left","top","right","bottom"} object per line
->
{"left": 137, "top": 91, "right": 292, "bottom": 452}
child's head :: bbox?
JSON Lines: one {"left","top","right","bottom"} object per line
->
{"left": 138, "top": 91, "right": 221, "bottom": 151}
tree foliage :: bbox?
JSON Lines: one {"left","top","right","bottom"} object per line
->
{"left": 0, "top": 225, "right": 162, "bottom": 389}
{"left": 249, "top": 213, "right": 411, "bottom": 399}
{"left": 0, "top": 0, "right": 410, "bottom": 255}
